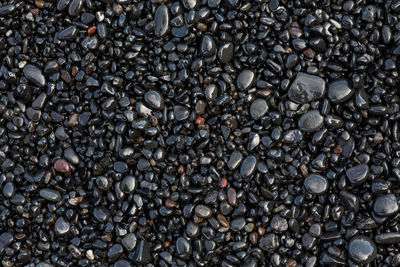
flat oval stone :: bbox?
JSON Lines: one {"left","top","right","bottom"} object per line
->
{"left": 23, "top": 64, "right": 46, "bottom": 87}
{"left": 174, "top": 105, "right": 190, "bottom": 121}
{"left": 154, "top": 5, "right": 169, "bottom": 37}
{"left": 328, "top": 80, "right": 354, "bottom": 103}
{"left": 122, "top": 233, "right": 137, "bottom": 251}
{"left": 39, "top": 188, "right": 61, "bottom": 202}
{"left": 227, "top": 151, "right": 243, "bottom": 170}
{"left": 195, "top": 204, "right": 212, "bottom": 218}
{"left": 240, "top": 155, "right": 257, "bottom": 178}
{"left": 54, "top": 217, "right": 70, "bottom": 235}
{"left": 288, "top": 72, "right": 326, "bottom": 103}
{"left": 57, "top": 0, "right": 70, "bottom": 11}
{"left": 346, "top": 164, "right": 369, "bottom": 185}
{"left": 120, "top": 176, "right": 136, "bottom": 193}
{"left": 374, "top": 194, "right": 399, "bottom": 216}
{"left": 59, "top": 25, "right": 78, "bottom": 40}
{"left": 176, "top": 237, "right": 192, "bottom": 260}
{"left": 0, "top": 4, "right": 15, "bottom": 16}
{"left": 375, "top": 233, "right": 400, "bottom": 244}
{"left": 304, "top": 174, "right": 328, "bottom": 195}
{"left": 250, "top": 99, "right": 268, "bottom": 120}
{"left": 237, "top": 69, "right": 255, "bottom": 91}
{"left": 298, "top": 110, "right": 323, "bottom": 132}
{"left": 144, "top": 90, "right": 164, "bottom": 110}
{"left": 348, "top": 236, "right": 377, "bottom": 264}
{"left": 218, "top": 43, "right": 234, "bottom": 63}
{"left": 68, "top": 0, "right": 83, "bottom": 16}
{"left": 231, "top": 217, "right": 246, "bottom": 232}
{"left": 200, "top": 35, "right": 216, "bottom": 57}
{"left": 54, "top": 159, "right": 71, "bottom": 174}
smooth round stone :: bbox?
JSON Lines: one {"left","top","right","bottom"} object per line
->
{"left": 328, "top": 80, "right": 354, "bottom": 103}
{"left": 58, "top": 25, "right": 78, "bottom": 40}
{"left": 68, "top": 0, "right": 83, "bottom": 16}
{"left": 144, "top": 90, "right": 164, "bottom": 110}
{"left": 355, "top": 89, "right": 369, "bottom": 109}
{"left": 3, "top": 182, "right": 15, "bottom": 198}
{"left": 236, "top": 69, "right": 255, "bottom": 91}
{"left": 230, "top": 217, "right": 245, "bottom": 232}
{"left": 304, "top": 174, "right": 328, "bottom": 195}
{"left": 250, "top": 99, "right": 268, "bottom": 120}
{"left": 374, "top": 194, "right": 399, "bottom": 217}
{"left": 205, "top": 84, "right": 218, "bottom": 101}
{"left": 64, "top": 147, "right": 80, "bottom": 165}
{"left": 54, "top": 159, "right": 71, "bottom": 174}
{"left": 23, "top": 64, "right": 46, "bottom": 87}
{"left": 200, "top": 35, "right": 216, "bottom": 57}
{"left": 240, "top": 155, "right": 257, "bottom": 178}
{"left": 55, "top": 126, "right": 68, "bottom": 141}
{"left": 298, "top": 110, "right": 323, "bottom": 132}
{"left": 154, "top": 5, "right": 169, "bottom": 37}
{"left": 44, "top": 61, "right": 59, "bottom": 74}
{"left": 270, "top": 215, "right": 288, "bottom": 232}
{"left": 54, "top": 217, "right": 70, "bottom": 235}
{"left": 288, "top": 72, "right": 326, "bottom": 103}
{"left": 186, "top": 221, "right": 199, "bottom": 237}
{"left": 0, "top": 4, "right": 15, "bottom": 16}
{"left": 346, "top": 164, "right": 369, "bottom": 185}
{"left": 39, "top": 188, "right": 61, "bottom": 202}
{"left": 348, "top": 236, "right": 377, "bottom": 264}
{"left": 120, "top": 176, "right": 136, "bottom": 193}
{"left": 218, "top": 43, "right": 234, "bottom": 63}
{"left": 259, "top": 234, "right": 279, "bottom": 252}
{"left": 93, "top": 207, "right": 110, "bottom": 222}
{"left": 176, "top": 237, "right": 192, "bottom": 260}
{"left": 32, "top": 93, "right": 47, "bottom": 109}
{"left": 227, "top": 151, "right": 243, "bottom": 170}
{"left": 108, "top": 244, "right": 123, "bottom": 260}
{"left": 122, "top": 233, "right": 137, "bottom": 251}
{"left": 173, "top": 105, "right": 190, "bottom": 121}
{"left": 194, "top": 204, "right": 212, "bottom": 218}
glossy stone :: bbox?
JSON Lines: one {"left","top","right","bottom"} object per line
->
{"left": 236, "top": 69, "right": 255, "bottom": 91}
{"left": 346, "top": 164, "right": 369, "bottom": 185}
{"left": 23, "top": 65, "right": 46, "bottom": 87}
{"left": 154, "top": 5, "right": 169, "bottom": 37}
{"left": 250, "top": 99, "right": 268, "bottom": 120}
{"left": 374, "top": 194, "right": 399, "bottom": 217}
{"left": 348, "top": 236, "right": 377, "bottom": 264}
{"left": 288, "top": 72, "right": 326, "bottom": 103}
{"left": 328, "top": 80, "right": 354, "bottom": 103}
{"left": 304, "top": 174, "right": 328, "bottom": 195}
{"left": 298, "top": 110, "right": 324, "bottom": 132}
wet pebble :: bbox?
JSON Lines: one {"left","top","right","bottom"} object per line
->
{"left": 288, "top": 72, "right": 326, "bottom": 103}
{"left": 304, "top": 174, "right": 328, "bottom": 195}
{"left": 348, "top": 236, "right": 377, "bottom": 264}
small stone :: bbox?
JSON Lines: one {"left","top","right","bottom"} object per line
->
{"left": 259, "top": 234, "right": 279, "bottom": 252}
{"left": 250, "top": 99, "right": 268, "bottom": 120}
{"left": 328, "top": 80, "right": 354, "bottom": 103}
{"left": 218, "top": 43, "right": 234, "bottom": 63}
{"left": 195, "top": 204, "right": 212, "bottom": 218}
{"left": 132, "top": 240, "right": 151, "bottom": 264}
{"left": 0, "top": 232, "right": 13, "bottom": 253}
{"left": 374, "top": 194, "right": 399, "bottom": 217}
{"left": 304, "top": 174, "right": 328, "bottom": 195}
{"left": 154, "top": 5, "right": 169, "bottom": 37}
{"left": 346, "top": 164, "right": 369, "bottom": 185}
{"left": 122, "top": 233, "right": 137, "bottom": 251}
{"left": 144, "top": 90, "right": 164, "bottom": 110}
{"left": 173, "top": 105, "right": 190, "bottom": 121}
{"left": 288, "top": 72, "right": 326, "bottom": 103}
{"left": 348, "top": 236, "right": 377, "bottom": 264}
{"left": 39, "top": 188, "right": 61, "bottom": 202}
{"left": 237, "top": 69, "right": 255, "bottom": 91}
{"left": 54, "top": 217, "right": 70, "bottom": 235}
{"left": 230, "top": 217, "right": 246, "bottom": 232}
{"left": 240, "top": 155, "right": 257, "bottom": 178}
{"left": 270, "top": 215, "right": 288, "bottom": 232}
{"left": 227, "top": 151, "right": 243, "bottom": 171}
{"left": 23, "top": 65, "right": 46, "bottom": 87}
{"left": 120, "top": 176, "right": 136, "bottom": 193}
{"left": 298, "top": 110, "right": 324, "bottom": 132}
{"left": 68, "top": 0, "right": 83, "bottom": 16}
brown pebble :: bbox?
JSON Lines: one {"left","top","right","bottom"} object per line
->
{"left": 227, "top": 188, "right": 237, "bottom": 206}
{"left": 257, "top": 226, "right": 265, "bottom": 236}
{"left": 163, "top": 241, "right": 170, "bottom": 248}
{"left": 165, "top": 199, "right": 177, "bottom": 208}
{"left": 61, "top": 70, "right": 72, "bottom": 83}
{"left": 69, "top": 114, "right": 79, "bottom": 126}
{"left": 249, "top": 232, "right": 258, "bottom": 245}
{"left": 68, "top": 197, "right": 83, "bottom": 206}
{"left": 31, "top": 8, "right": 40, "bottom": 15}
{"left": 217, "top": 214, "right": 230, "bottom": 228}
{"left": 177, "top": 165, "right": 185, "bottom": 174}
{"left": 286, "top": 258, "right": 297, "bottom": 267}
{"left": 35, "top": 0, "right": 45, "bottom": 8}
{"left": 54, "top": 159, "right": 71, "bottom": 174}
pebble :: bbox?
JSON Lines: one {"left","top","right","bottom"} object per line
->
{"left": 240, "top": 155, "right": 257, "bottom": 178}
{"left": 0, "top": 232, "right": 13, "bottom": 254}
{"left": 236, "top": 69, "right": 255, "bottom": 91}
{"left": 144, "top": 90, "right": 164, "bottom": 110}
{"left": 346, "top": 164, "right": 369, "bottom": 185}
{"left": 328, "top": 80, "right": 354, "bottom": 103}
{"left": 250, "top": 99, "right": 268, "bottom": 120}
{"left": 374, "top": 194, "right": 399, "bottom": 217}
{"left": 298, "top": 110, "right": 324, "bottom": 132}
{"left": 375, "top": 233, "right": 400, "bottom": 244}
{"left": 120, "top": 176, "right": 136, "bottom": 193}
{"left": 54, "top": 217, "right": 70, "bottom": 235}
{"left": 68, "top": 0, "right": 83, "bottom": 16}
{"left": 304, "top": 174, "right": 328, "bottom": 195}
{"left": 348, "top": 236, "right": 377, "bottom": 264}
{"left": 39, "top": 188, "right": 61, "bottom": 202}
{"left": 259, "top": 234, "right": 279, "bottom": 252}
{"left": 154, "top": 5, "right": 169, "bottom": 37}
{"left": 288, "top": 72, "right": 326, "bottom": 103}
{"left": 195, "top": 204, "right": 212, "bottom": 218}
{"left": 23, "top": 65, "right": 46, "bottom": 87}
{"left": 54, "top": 159, "right": 71, "bottom": 174}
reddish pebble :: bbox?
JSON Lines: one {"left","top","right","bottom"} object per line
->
{"left": 334, "top": 145, "right": 342, "bottom": 154}
{"left": 68, "top": 196, "right": 83, "bottom": 206}
{"left": 196, "top": 116, "right": 205, "bottom": 125}
{"left": 54, "top": 159, "right": 71, "bottom": 174}
{"left": 88, "top": 26, "right": 96, "bottom": 36}
{"left": 220, "top": 177, "right": 228, "bottom": 188}
{"left": 177, "top": 165, "right": 185, "bottom": 173}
